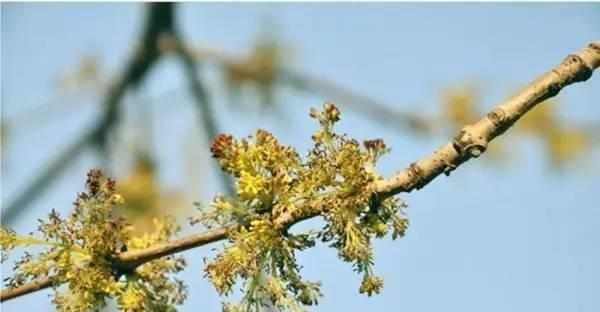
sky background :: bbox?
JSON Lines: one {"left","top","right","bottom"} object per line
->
{"left": 2, "top": 3, "right": 600, "bottom": 312}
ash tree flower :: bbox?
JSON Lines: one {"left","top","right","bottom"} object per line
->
{"left": 1, "top": 170, "right": 186, "bottom": 312}
{"left": 197, "top": 102, "right": 409, "bottom": 311}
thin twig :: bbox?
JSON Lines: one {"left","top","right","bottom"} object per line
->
{"left": 116, "top": 226, "right": 229, "bottom": 269}
{"left": 0, "top": 277, "right": 54, "bottom": 302}
{"left": 191, "top": 44, "right": 435, "bottom": 134}
{"left": 0, "top": 227, "right": 229, "bottom": 301}
{"left": 174, "top": 39, "right": 236, "bottom": 195}
{"left": 279, "top": 68, "right": 434, "bottom": 133}
{"left": 2, "top": 41, "right": 598, "bottom": 303}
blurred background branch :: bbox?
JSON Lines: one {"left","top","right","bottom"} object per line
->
{"left": 1, "top": 3, "right": 228, "bottom": 225}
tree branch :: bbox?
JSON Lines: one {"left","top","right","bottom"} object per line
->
{"left": 132, "top": 3, "right": 234, "bottom": 195}
{"left": 116, "top": 227, "right": 229, "bottom": 269}
{"left": 373, "top": 42, "right": 600, "bottom": 197}
{"left": 279, "top": 68, "right": 434, "bottom": 133}
{"left": 1, "top": 3, "right": 173, "bottom": 225}
{"left": 0, "top": 277, "right": 54, "bottom": 302}
{"left": 0, "top": 226, "right": 229, "bottom": 301}
{"left": 190, "top": 44, "right": 434, "bottom": 134}
{"left": 1, "top": 121, "right": 99, "bottom": 224}
{"left": 3, "top": 41, "right": 598, "bottom": 303}
{"left": 174, "top": 39, "right": 236, "bottom": 195}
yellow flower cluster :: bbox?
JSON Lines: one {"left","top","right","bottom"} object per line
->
{"left": 359, "top": 275, "right": 384, "bottom": 296}
{"left": 0, "top": 170, "right": 186, "bottom": 312}
{"left": 199, "top": 102, "right": 409, "bottom": 311}
{"left": 1, "top": 103, "right": 409, "bottom": 312}
{"left": 204, "top": 219, "right": 320, "bottom": 312}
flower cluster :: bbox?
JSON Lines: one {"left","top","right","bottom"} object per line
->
{"left": 1, "top": 170, "right": 186, "bottom": 312}
{"left": 206, "top": 219, "right": 321, "bottom": 312}
{"left": 197, "top": 102, "right": 409, "bottom": 311}
{"left": 2, "top": 103, "right": 408, "bottom": 311}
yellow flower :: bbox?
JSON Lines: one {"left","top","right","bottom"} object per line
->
{"left": 237, "top": 171, "right": 266, "bottom": 200}
{"left": 359, "top": 275, "right": 384, "bottom": 296}
{"left": 119, "top": 284, "right": 145, "bottom": 310}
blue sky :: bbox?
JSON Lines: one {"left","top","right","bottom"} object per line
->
{"left": 2, "top": 3, "right": 599, "bottom": 312}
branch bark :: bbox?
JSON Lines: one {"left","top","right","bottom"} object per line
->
{"left": 373, "top": 42, "right": 600, "bottom": 197}
{"left": 0, "top": 228, "right": 230, "bottom": 302}
{"left": 2, "top": 41, "right": 598, "bottom": 303}
{"left": 0, "top": 277, "right": 54, "bottom": 302}
{"left": 116, "top": 227, "right": 229, "bottom": 269}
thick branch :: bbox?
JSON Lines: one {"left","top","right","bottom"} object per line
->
{"left": 373, "top": 42, "right": 600, "bottom": 196}
{"left": 2, "top": 41, "right": 598, "bottom": 303}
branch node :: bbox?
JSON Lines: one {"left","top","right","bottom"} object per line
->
{"left": 487, "top": 108, "right": 511, "bottom": 136}
{"left": 563, "top": 54, "right": 593, "bottom": 83}
{"left": 452, "top": 126, "right": 487, "bottom": 158}
{"left": 406, "top": 162, "right": 427, "bottom": 190}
